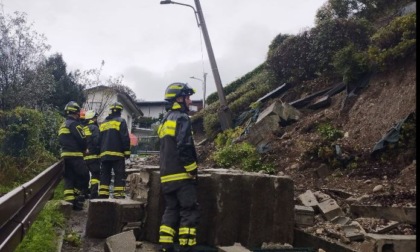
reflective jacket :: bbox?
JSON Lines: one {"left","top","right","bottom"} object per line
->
{"left": 58, "top": 116, "right": 86, "bottom": 158}
{"left": 158, "top": 102, "right": 197, "bottom": 184}
{"left": 83, "top": 120, "right": 100, "bottom": 162}
{"left": 99, "top": 114, "right": 131, "bottom": 161}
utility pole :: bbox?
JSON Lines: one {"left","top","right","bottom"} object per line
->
{"left": 160, "top": 0, "right": 233, "bottom": 130}
{"left": 193, "top": 0, "right": 232, "bottom": 130}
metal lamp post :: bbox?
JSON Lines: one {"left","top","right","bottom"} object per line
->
{"left": 160, "top": 0, "right": 233, "bottom": 130}
{"left": 190, "top": 73, "right": 207, "bottom": 109}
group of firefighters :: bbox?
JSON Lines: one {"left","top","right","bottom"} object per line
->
{"left": 58, "top": 101, "right": 131, "bottom": 210}
{"left": 58, "top": 83, "right": 199, "bottom": 252}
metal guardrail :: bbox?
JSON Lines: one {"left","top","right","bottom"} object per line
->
{"left": 0, "top": 160, "right": 64, "bottom": 252}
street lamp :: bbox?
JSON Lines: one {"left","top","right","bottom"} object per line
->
{"left": 190, "top": 73, "right": 207, "bottom": 109}
{"left": 160, "top": 0, "right": 233, "bottom": 130}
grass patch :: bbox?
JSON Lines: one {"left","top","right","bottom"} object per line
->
{"left": 15, "top": 182, "right": 65, "bottom": 252}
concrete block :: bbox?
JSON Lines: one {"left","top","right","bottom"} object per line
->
{"left": 294, "top": 205, "right": 315, "bottom": 227}
{"left": 313, "top": 191, "right": 332, "bottom": 203}
{"left": 318, "top": 199, "right": 345, "bottom": 221}
{"left": 247, "top": 114, "right": 279, "bottom": 145}
{"left": 374, "top": 220, "right": 399, "bottom": 234}
{"left": 361, "top": 233, "right": 416, "bottom": 252}
{"left": 86, "top": 199, "right": 144, "bottom": 238}
{"left": 297, "top": 190, "right": 318, "bottom": 207}
{"left": 104, "top": 230, "right": 136, "bottom": 252}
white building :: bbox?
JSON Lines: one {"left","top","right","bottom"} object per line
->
{"left": 83, "top": 85, "right": 143, "bottom": 132}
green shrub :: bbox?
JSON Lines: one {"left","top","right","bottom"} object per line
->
{"left": 212, "top": 129, "right": 276, "bottom": 174}
{"left": 317, "top": 123, "right": 344, "bottom": 141}
{"left": 332, "top": 43, "right": 369, "bottom": 84}
{"left": 0, "top": 107, "right": 59, "bottom": 189}
{"left": 368, "top": 13, "right": 416, "bottom": 70}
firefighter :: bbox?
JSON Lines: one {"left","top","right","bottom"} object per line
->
{"left": 83, "top": 110, "right": 101, "bottom": 199}
{"left": 158, "top": 83, "right": 199, "bottom": 252}
{"left": 99, "top": 102, "right": 131, "bottom": 199}
{"left": 58, "top": 101, "right": 90, "bottom": 210}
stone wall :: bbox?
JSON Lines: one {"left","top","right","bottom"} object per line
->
{"left": 139, "top": 168, "right": 294, "bottom": 248}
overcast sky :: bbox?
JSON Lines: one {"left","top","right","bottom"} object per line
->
{"left": 2, "top": 0, "right": 326, "bottom": 101}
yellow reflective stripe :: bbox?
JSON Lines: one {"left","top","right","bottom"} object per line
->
{"left": 114, "top": 186, "right": 124, "bottom": 191}
{"left": 159, "top": 236, "right": 174, "bottom": 243}
{"left": 64, "top": 195, "right": 75, "bottom": 201}
{"left": 100, "top": 185, "right": 109, "bottom": 189}
{"left": 161, "top": 172, "right": 191, "bottom": 183}
{"left": 179, "top": 227, "right": 196, "bottom": 236}
{"left": 114, "top": 192, "right": 125, "bottom": 197}
{"left": 58, "top": 128, "right": 70, "bottom": 135}
{"left": 100, "top": 120, "right": 121, "bottom": 132}
{"left": 61, "top": 152, "right": 83, "bottom": 157}
{"left": 84, "top": 155, "right": 99, "bottom": 160}
{"left": 169, "top": 85, "right": 183, "bottom": 90}
{"left": 165, "top": 93, "right": 176, "bottom": 98}
{"left": 160, "top": 225, "right": 176, "bottom": 236}
{"left": 100, "top": 151, "right": 124, "bottom": 157}
{"left": 184, "top": 162, "right": 197, "bottom": 172}
{"left": 179, "top": 238, "right": 196, "bottom": 246}
{"left": 124, "top": 151, "right": 131, "bottom": 155}
{"left": 99, "top": 191, "right": 109, "bottom": 196}
{"left": 90, "top": 179, "right": 99, "bottom": 184}
{"left": 158, "top": 120, "right": 176, "bottom": 138}
{"left": 83, "top": 127, "right": 92, "bottom": 136}
{"left": 172, "top": 102, "right": 181, "bottom": 110}
{"left": 64, "top": 189, "right": 74, "bottom": 195}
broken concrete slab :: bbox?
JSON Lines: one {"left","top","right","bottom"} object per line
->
{"left": 307, "top": 96, "right": 331, "bottom": 110}
{"left": 350, "top": 205, "right": 416, "bottom": 224}
{"left": 295, "top": 205, "right": 315, "bottom": 227}
{"left": 360, "top": 233, "right": 416, "bottom": 252}
{"left": 104, "top": 230, "right": 136, "bottom": 252}
{"left": 247, "top": 114, "right": 279, "bottom": 145}
{"left": 256, "top": 83, "right": 291, "bottom": 103}
{"left": 318, "top": 198, "right": 345, "bottom": 221}
{"left": 293, "top": 228, "right": 357, "bottom": 252}
{"left": 313, "top": 191, "right": 332, "bottom": 203}
{"left": 342, "top": 224, "right": 365, "bottom": 241}
{"left": 331, "top": 216, "right": 351, "bottom": 226}
{"left": 297, "top": 190, "right": 319, "bottom": 207}
{"left": 374, "top": 220, "right": 399, "bottom": 234}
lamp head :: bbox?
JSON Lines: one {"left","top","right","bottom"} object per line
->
{"left": 160, "top": 0, "right": 172, "bottom": 4}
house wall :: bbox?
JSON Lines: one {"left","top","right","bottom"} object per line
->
{"left": 84, "top": 91, "right": 135, "bottom": 132}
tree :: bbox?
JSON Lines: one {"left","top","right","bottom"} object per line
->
{"left": 0, "top": 12, "right": 52, "bottom": 110}
{"left": 45, "top": 53, "right": 85, "bottom": 110}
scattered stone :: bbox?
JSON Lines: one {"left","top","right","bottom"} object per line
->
{"left": 364, "top": 179, "right": 372, "bottom": 184}
{"left": 373, "top": 185, "right": 384, "bottom": 193}
{"left": 104, "top": 230, "right": 136, "bottom": 252}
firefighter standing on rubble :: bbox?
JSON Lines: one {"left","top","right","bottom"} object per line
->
{"left": 158, "top": 83, "right": 200, "bottom": 252}
{"left": 83, "top": 110, "right": 101, "bottom": 199}
{"left": 58, "top": 101, "right": 90, "bottom": 210}
{"left": 98, "top": 102, "right": 131, "bottom": 199}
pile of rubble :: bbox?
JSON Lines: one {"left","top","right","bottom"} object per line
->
{"left": 294, "top": 189, "right": 416, "bottom": 251}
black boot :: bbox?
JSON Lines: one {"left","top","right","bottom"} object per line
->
{"left": 72, "top": 199, "right": 84, "bottom": 211}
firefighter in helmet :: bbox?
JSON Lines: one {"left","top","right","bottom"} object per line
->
{"left": 83, "top": 110, "right": 101, "bottom": 199}
{"left": 158, "top": 83, "right": 199, "bottom": 252}
{"left": 58, "top": 101, "right": 90, "bottom": 210}
{"left": 98, "top": 102, "right": 131, "bottom": 199}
